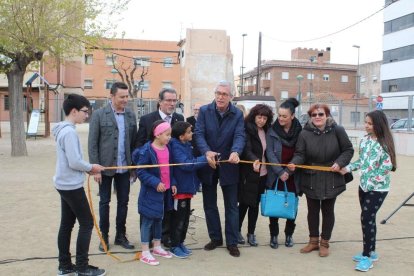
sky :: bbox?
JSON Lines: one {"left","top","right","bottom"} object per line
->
{"left": 114, "top": 0, "right": 386, "bottom": 74}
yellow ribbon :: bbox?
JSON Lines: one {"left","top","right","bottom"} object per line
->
{"left": 86, "top": 159, "right": 332, "bottom": 262}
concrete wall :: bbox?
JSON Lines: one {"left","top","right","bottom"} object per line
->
{"left": 345, "top": 129, "right": 414, "bottom": 156}
{"left": 180, "top": 29, "right": 234, "bottom": 117}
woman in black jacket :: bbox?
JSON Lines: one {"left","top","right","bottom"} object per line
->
{"left": 265, "top": 98, "right": 302, "bottom": 249}
{"left": 289, "top": 103, "right": 354, "bottom": 257}
{"left": 238, "top": 104, "right": 273, "bottom": 246}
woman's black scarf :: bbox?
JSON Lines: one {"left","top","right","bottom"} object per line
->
{"left": 272, "top": 117, "right": 302, "bottom": 147}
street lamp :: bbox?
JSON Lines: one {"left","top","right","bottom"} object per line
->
{"left": 309, "top": 56, "right": 316, "bottom": 103}
{"left": 296, "top": 75, "right": 304, "bottom": 117}
{"left": 353, "top": 45, "right": 360, "bottom": 129}
{"left": 241, "top": 33, "right": 247, "bottom": 95}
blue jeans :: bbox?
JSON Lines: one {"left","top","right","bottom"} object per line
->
{"left": 57, "top": 188, "right": 93, "bottom": 270}
{"left": 99, "top": 172, "right": 130, "bottom": 235}
{"left": 141, "top": 215, "right": 162, "bottom": 244}
{"left": 202, "top": 172, "right": 239, "bottom": 246}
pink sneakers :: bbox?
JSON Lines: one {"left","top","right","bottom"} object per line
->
{"left": 152, "top": 248, "right": 173, "bottom": 259}
{"left": 140, "top": 255, "right": 159, "bottom": 266}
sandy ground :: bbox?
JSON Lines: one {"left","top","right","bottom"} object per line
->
{"left": 0, "top": 123, "right": 413, "bottom": 275}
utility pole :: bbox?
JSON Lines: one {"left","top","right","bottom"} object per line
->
{"left": 241, "top": 34, "right": 247, "bottom": 96}
{"left": 255, "top": 32, "right": 262, "bottom": 96}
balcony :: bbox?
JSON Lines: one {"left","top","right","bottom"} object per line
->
{"left": 245, "top": 85, "right": 256, "bottom": 93}
{"left": 261, "top": 79, "right": 271, "bottom": 88}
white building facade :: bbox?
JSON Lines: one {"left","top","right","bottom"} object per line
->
{"left": 381, "top": 0, "right": 414, "bottom": 115}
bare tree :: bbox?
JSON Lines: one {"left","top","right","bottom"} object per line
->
{"left": 110, "top": 54, "right": 149, "bottom": 99}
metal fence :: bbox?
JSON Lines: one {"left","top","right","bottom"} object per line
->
{"left": 296, "top": 95, "right": 413, "bottom": 130}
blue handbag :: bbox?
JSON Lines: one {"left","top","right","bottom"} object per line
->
{"left": 260, "top": 179, "right": 298, "bottom": 220}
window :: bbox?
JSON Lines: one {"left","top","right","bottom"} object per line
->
{"left": 263, "top": 72, "right": 271, "bottom": 80}
{"left": 351, "top": 111, "right": 360, "bottom": 123}
{"left": 253, "top": 77, "right": 257, "bottom": 84}
{"left": 341, "top": 75, "right": 349, "bottom": 83}
{"left": 281, "top": 91, "right": 288, "bottom": 99}
{"left": 105, "top": 80, "right": 115, "bottom": 89}
{"left": 281, "top": 72, "right": 289, "bottom": 80}
{"left": 162, "top": 81, "right": 172, "bottom": 88}
{"left": 383, "top": 45, "right": 414, "bottom": 64}
{"left": 307, "top": 73, "right": 314, "bottom": 80}
{"left": 84, "top": 54, "right": 93, "bottom": 65}
{"left": 105, "top": 55, "right": 116, "bottom": 66}
{"left": 384, "top": 12, "right": 414, "bottom": 34}
{"left": 84, "top": 79, "right": 93, "bottom": 89}
{"left": 382, "top": 77, "right": 414, "bottom": 92}
{"left": 323, "top": 74, "right": 330, "bottom": 81}
{"left": 389, "top": 84, "right": 398, "bottom": 92}
{"left": 163, "top": 57, "right": 173, "bottom": 68}
{"left": 4, "top": 95, "right": 27, "bottom": 110}
{"left": 360, "top": 76, "right": 366, "bottom": 83}
{"left": 134, "top": 80, "right": 150, "bottom": 91}
{"left": 134, "top": 56, "right": 150, "bottom": 67}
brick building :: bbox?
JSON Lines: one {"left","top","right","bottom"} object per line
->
{"left": 83, "top": 39, "right": 181, "bottom": 101}
{"left": 242, "top": 47, "right": 357, "bottom": 102}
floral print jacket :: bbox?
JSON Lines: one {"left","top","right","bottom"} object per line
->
{"left": 346, "top": 135, "right": 393, "bottom": 192}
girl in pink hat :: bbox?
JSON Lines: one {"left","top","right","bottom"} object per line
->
{"left": 132, "top": 120, "right": 177, "bottom": 265}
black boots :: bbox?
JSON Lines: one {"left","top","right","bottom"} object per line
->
{"left": 114, "top": 233, "right": 135, "bottom": 250}
{"left": 247, "top": 233, "right": 258, "bottom": 246}
{"left": 270, "top": 236, "right": 278, "bottom": 249}
{"left": 285, "top": 235, "right": 294, "bottom": 247}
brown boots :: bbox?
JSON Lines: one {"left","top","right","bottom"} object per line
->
{"left": 319, "top": 239, "right": 330, "bottom": 257}
{"left": 300, "top": 237, "right": 319, "bottom": 253}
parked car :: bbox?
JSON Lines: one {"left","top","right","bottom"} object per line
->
{"left": 390, "top": 118, "right": 414, "bottom": 131}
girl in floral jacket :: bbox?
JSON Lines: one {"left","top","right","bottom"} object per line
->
{"left": 342, "top": 110, "right": 397, "bottom": 272}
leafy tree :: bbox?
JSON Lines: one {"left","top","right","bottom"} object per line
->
{"left": 0, "top": 0, "right": 129, "bottom": 156}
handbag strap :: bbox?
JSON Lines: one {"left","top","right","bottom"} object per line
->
{"left": 273, "top": 177, "right": 288, "bottom": 193}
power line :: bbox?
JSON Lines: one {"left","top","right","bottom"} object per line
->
{"left": 263, "top": 2, "right": 394, "bottom": 43}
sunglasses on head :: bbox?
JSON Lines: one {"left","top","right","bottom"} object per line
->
{"left": 311, "top": 112, "right": 325, "bottom": 117}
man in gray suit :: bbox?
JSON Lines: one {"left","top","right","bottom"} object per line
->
{"left": 88, "top": 82, "right": 137, "bottom": 252}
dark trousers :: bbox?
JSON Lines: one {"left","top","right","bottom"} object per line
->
{"left": 202, "top": 172, "right": 239, "bottom": 246}
{"left": 359, "top": 187, "right": 388, "bottom": 256}
{"left": 238, "top": 203, "right": 259, "bottom": 234}
{"left": 239, "top": 175, "right": 266, "bottom": 235}
{"left": 99, "top": 172, "right": 130, "bottom": 236}
{"left": 306, "top": 196, "right": 336, "bottom": 240}
{"left": 170, "top": 198, "right": 191, "bottom": 247}
{"left": 269, "top": 217, "right": 296, "bottom": 237}
{"left": 57, "top": 188, "right": 93, "bottom": 270}
{"left": 162, "top": 192, "right": 173, "bottom": 244}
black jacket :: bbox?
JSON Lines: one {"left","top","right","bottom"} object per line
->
{"left": 291, "top": 118, "right": 354, "bottom": 200}
{"left": 239, "top": 121, "right": 266, "bottom": 206}
{"left": 136, "top": 111, "right": 184, "bottom": 148}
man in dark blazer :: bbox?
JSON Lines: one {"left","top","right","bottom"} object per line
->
{"left": 186, "top": 103, "right": 201, "bottom": 130}
{"left": 195, "top": 81, "right": 245, "bottom": 257}
{"left": 136, "top": 88, "right": 184, "bottom": 148}
{"left": 136, "top": 87, "right": 184, "bottom": 247}
{"left": 88, "top": 82, "right": 138, "bottom": 252}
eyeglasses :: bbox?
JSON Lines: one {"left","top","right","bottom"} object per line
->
{"left": 79, "top": 109, "right": 89, "bottom": 114}
{"left": 311, "top": 112, "right": 325, "bottom": 117}
{"left": 215, "top": 91, "right": 231, "bottom": 98}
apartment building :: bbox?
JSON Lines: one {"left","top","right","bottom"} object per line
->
{"left": 242, "top": 47, "right": 357, "bottom": 102}
{"left": 83, "top": 38, "right": 181, "bottom": 102}
{"left": 381, "top": 0, "right": 414, "bottom": 117}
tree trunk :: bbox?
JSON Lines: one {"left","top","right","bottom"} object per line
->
{"left": 7, "top": 66, "right": 28, "bottom": 156}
